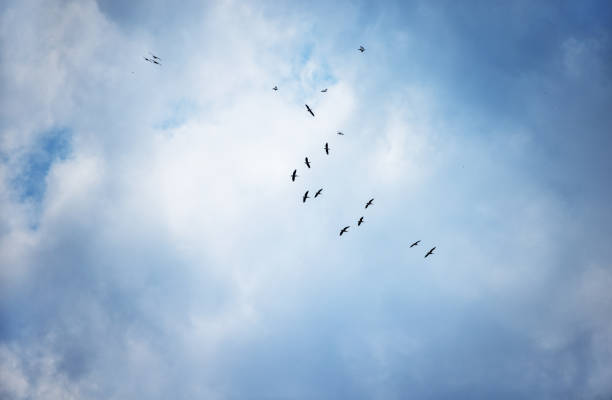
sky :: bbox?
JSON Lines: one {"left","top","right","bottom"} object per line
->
{"left": 1, "top": 0, "right": 611, "bottom": 399}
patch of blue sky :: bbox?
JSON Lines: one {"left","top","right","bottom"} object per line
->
{"left": 156, "top": 98, "right": 200, "bottom": 130}
{"left": 14, "top": 127, "right": 72, "bottom": 203}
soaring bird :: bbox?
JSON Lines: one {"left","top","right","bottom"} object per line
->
{"left": 273, "top": 86, "right": 278, "bottom": 91}
{"left": 336, "top": 131, "right": 344, "bottom": 136}
{"left": 304, "top": 157, "right": 311, "bottom": 168}
{"left": 425, "top": 247, "right": 436, "bottom": 258}
{"left": 410, "top": 240, "right": 420, "bottom": 248}
{"left": 291, "top": 169, "right": 298, "bottom": 182}
{"left": 358, "top": 45, "right": 365, "bottom": 52}
{"left": 149, "top": 52, "right": 161, "bottom": 60}
{"left": 357, "top": 216, "right": 364, "bottom": 226}
{"left": 339, "top": 226, "right": 350, "bottom": 236}
{"left": 315, "top": 188, "right": 323, "bottom": 198}
{"left": 303, "top": 191, "right": 310, "bottom": 203}
{"left": 324, "top": 143, "right": 329, "bottom": 155}
{"left": 143, "top": 57, "right": 153, "bottom": 63}
{"left": 365, "top": 198, "right": 374, "bottom": 208}
{"left": 321, "top": 88, "right": 328, "bottom": 93}
{"left": 152, "top": 60, "right": 161, "bottom": 65}
{"left": 305, "top": 104, "right": 315, "bottom": 117}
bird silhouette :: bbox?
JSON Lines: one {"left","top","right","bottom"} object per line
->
{"left": 303, "top": 191, "right": 310, "bottom": 203}
{"left": 143, "top": 57, "right": 153, "bottom": 63}
{"left": 357, "top": 217, "right": 364, "bottom": 226}
{"left": 305, "top": 104, "right": 315, "bottom": 117}
{"left": 336, "top": 131, "right": 344, "bottom": 136}
{"left": 410, "top": 240, "right": 420, "bottom": 248}
{"left": 339, "top": 226, "right": 350, "bottom": 236}
{"left": 304, "top": 157, "right": 311, "bottom": 168}
{"left": 365, "top": 198, "right": 374, "bottom": 208}
{"left": 321, "top": 88, "right": 327, "bottom": 93}
{"left": 152, "top": 60, "right": 161, "bottom": 65}
{"left": 358, "top": 45, "right": 365, "bottom": 52}
{"left": 291, "top": 169, "right": 298, "bottom": 182}
{"left": 315, "top": 188, "right": 323, "bottom": 198}
{"left": 324, "top": 143, "right": 329, "bottom": 155}
{"left": 425, "top": 247, "right": 436, "bottom": 258}
{"left": 273, "top": 86, "right": 278, "bottom": 91}
{"left": 149, "top": 52, "right": 161, "bottom": 60}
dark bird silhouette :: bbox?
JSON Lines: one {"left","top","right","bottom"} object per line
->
{"left": 291, "top": 169, "right": 298, "bottom": 182}
{"left": 273, "top": 86, "right": 278, "bottom": 91}
{"left": 425, "top": 247, "right": 436, "bottom": 258}
{"left": 303, "top": 191, "right": 310, "bottom": 203}
{"left": 324, "top": 143, "right": 329, "bottom": 155}
{"left": 152, "top": 60, "right": 161, "bottom": 65}
{"left": 410, "top": 240, "right": 420, "bottom": 248}
{"left": 336, "top": 131, "right": 344, "bottom": 136}
{"left": 357, "top": 216, "right": 364, "bottom": 226}
{"left": 314, "top": 188, "right": 323, "bottom": 198}
{"left": 321, "top": 88, "right": 327, "bottom": 93}
{"left": 305, "top": 104, "right": 315, "bottom": 117}
{"left": 340, "top": 226, "right": 350, "bottom": 236}
{"left": 149, "top": 52, "right": 161, "bottom": 60}
{"left": 359, "top": 45, "right": 365, "bottom": 52}
{"left": 365, "top": 198, "right": 374, "bottom": 208}
{"left": 144, "top": 57, "right": 153, "bottom": 63}
{"left": 304, "top": 157, "right": 311, "bottom": 168}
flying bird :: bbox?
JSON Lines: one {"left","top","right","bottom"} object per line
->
{"left": 410, "top": 240, "right": 420, "bottom": 248}
{"left": 357, "top": 217, "right": 364, "bottom": 226}
{"left": 339, "top": 226, "right": 350, "bottom": 236}
{"left": 425, "top": 247, "right": 436, "bottom": 258}
{"left": 314, "top": 188, "right": 323, "bottom": 198}
{"left": 305, "top": 104, "right": 315, "bottom": 117}
{"left": 336, "top": 131, "right": 344, "bottom": 136}
{"left": 273, "top": 86, "right": 278, "bottom": 91}
{"left": 149, "top": 52, "right": 161, "bottom": 60}
{"left": 152, "top": 60, "right": 161, "bottom": 65}
{"left": 321, "top": 88, "right": 328, "bottom": 93}
{"left": 302, "top": 191, "right": 310, "bottom": 203}
{"left": 358, "top": 45, "right": 365, "bottom": 52}
{"left": 324, "top": 143, "right": 329, "bottom": 155}
{"left": 143, "top": 57, "right": 153, "bottom": 63}
{"left": 365, "top": 198, "right": 374, "bottom": 208}
{"left": 304, "top": 157, "right": 311, "bottom": 168}
{"left": 291, "top": 169, "right": 298, "bottom": 182}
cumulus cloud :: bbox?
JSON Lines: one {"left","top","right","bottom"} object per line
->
{"left": 1, "top": 0, "right": 612, "bottom": 399}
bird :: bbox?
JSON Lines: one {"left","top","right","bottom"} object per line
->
{"left": 358, "top": 45, "right": 365, "bottom": 52}
{"left": 304, "top": 157, "right": 311, "bottom": 168}
{"left": 291, "top": 169, "right": 298, "bottom": 182}
{"left": 365, "top": 198, "right": 374, "bottom": 208}
{"left": 152, "top": 60, "right": 161, "bottom": 65}
{"left": 336, "top": 131, "right": 344, "bottom": 136}
{"left": 321, "top": 88, "right": 327, "bottom": 93}
{"left": 324, "top": 143, "right": 329, "bottom": 155}
{"left": 410, "top": 240, "right": 420, "bottom": 248}
{"left": 305, "top": 104, "right": 315, "bottom": 117}
{"left": 143, "top": 57, "right": 153, "bottom": 63}
{"left": 314, "top": 188, "right": 323, "bottom": 198}
{"left": 302, "top": 191, "right": 310, "bottom": 203}
{"left": 357, "top": 217, "right": 364, "bottom": 226}
{"left": 149, "top": 52, "right": 161, "bottom": 60}
{"left": 273, "top": 86, "right": 278, "bottom": 91}
{"left": 339, "top": 226, "right": 350, "bottom": 236}
{"left": 425, "top": 247, "right": 436, "bottom": 258}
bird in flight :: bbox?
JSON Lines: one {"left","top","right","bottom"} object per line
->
{"left": 149, "top": 52, "right": 161, "bottom": 60}
{"left": 143, "top": 56, "right": 153, "bottom": 63}
{"left": 357, "top": 217, "right": 364, "bottom": 226}
{"left": 291, "top": 169, "right": 298, "bottom": 182}
{"left": 321, "top": 88, "right": 328, "bottom": 93}
{"left": 304, "top": 157, "right": 311, "bottom": 168}
{"left": 358, "top": 45, "right": 365, "bottom": 52}
{"left": 410, "top": 240, "right": 420, "bottom": 248}
{"left": 324, "top": 143, "right": 329, "bottom": 155}
{"left": 305, "top": 104, "right": 315, "bottom": 117}
{"left": 424, "top": 247, "right": 436, "bottom": 258}
{"left": 336, "top": 131, "right": 344, "bottom": 136}
{"left": 339, "top": 226, "right": 350, "bottom": 236}
{"left": 152, "top": 60, "right": 161, "bottom": 65}
{"left": 303, "top": 191, "right": 310, "bottom": 203}
{"left": 314, "top": 188, "right": 323, "bottom": 198}
{"left": 273, "top": 86, "right": 278, "bottom": 91}
{"left": 365, "top": 198, "right": 374, "bottom": 208}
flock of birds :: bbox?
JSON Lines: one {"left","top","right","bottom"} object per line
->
{"left": 143, "top": 45, "right": 436, "bottom": 258}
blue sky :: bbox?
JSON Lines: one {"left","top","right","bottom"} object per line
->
{"left": 1, "top": 0, "right": 611, "bottom": 399}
